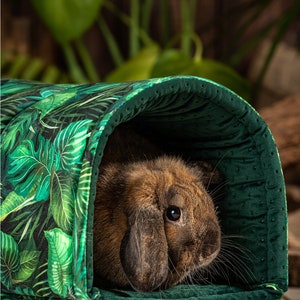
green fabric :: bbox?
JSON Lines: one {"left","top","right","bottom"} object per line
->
{"left": 0, "top": 76, "right": 288, "bottom": 299}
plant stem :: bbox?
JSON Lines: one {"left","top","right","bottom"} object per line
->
{"left": 62, "top": 43, "right": 88, "bottom": 83}
{"left": 180, "top": 0, "right": 197, "bottom": 56}
{"left": 74, "top": 38, "right": 100, "bottom": 82}
{"left": 41, "top": 65, "right": 61, "bottom": 83}
{"left": 191, "top": 33, "right": 203, "bottom": 62}
{"left": 141, "top": 0, "right": 153, "bottom": 35}
{"left": 8, "top": 54, "right": 28, "bottom": 78}
{"left": 130, "top": 0, "right": 140, "bottom": 57}
{"left": 97, "top": 17, "right": 124, "bottom": 67}
{"left": 22, "top": 58, "right": 43, "bottom": 80}
{"left": 103, "top": 1, "right": 153, "bottom": 47}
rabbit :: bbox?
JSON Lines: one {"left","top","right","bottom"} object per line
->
{"left": 93, "top": 124, "right": 223, "bottom": 292}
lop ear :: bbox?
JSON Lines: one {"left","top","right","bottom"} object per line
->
{"left": 120, "top": 207, "right": 168, "bottom": 292}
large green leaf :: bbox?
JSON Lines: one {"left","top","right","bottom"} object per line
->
{"left": 105, "top": 44, "right": 160, "bottom": 82}
{"left": 13, "top": 250, "right": 41, "bottom": 284}
{"left": 45, "top": 228, "right": 73, "bottom": 297}
{"left": 8, "top": 136, "right": 55, "bottom": 201}
{"left": 151, "top": 49, "right": 193, "bottom": 77}
{"left": 31, "top": 0, "right": 103, "bottom": 44}
{"left": 50, "top": 171, "right": 75, "bottom": 233}
{"left": 53, "top": 119, "right": 92, "bottom": 171}
{"left": 151, "top": 49, "right": 251, "bottom": 100}
{"left": 0, "top": 231, "right": 20, "bottom": 289}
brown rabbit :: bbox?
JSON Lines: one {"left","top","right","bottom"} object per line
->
{"left": 93, "top": 124, "right": 222, "bottom": 292}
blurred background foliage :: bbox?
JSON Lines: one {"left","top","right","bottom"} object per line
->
{"left": 1, "top": 0, "right": 300, "bottom": 103}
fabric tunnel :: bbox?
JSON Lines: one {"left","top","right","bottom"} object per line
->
{"left": 0, "top": 76, "right": 288, "bottom": 299}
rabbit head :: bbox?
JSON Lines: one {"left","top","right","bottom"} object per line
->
{"left": 94, "top": 156, "right": 221, "bottom": 292}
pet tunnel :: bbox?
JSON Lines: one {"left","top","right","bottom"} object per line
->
{"left": 1, "top": 76, "right": 288, "bottom": 299}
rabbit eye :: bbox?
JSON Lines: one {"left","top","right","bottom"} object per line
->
{"left": 166, "top": 206, "right": 181, "bottom": 222}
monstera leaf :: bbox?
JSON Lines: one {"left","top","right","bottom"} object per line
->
{"left": 0, "top": 231, "right": 20, "bottom": 289}
{"left": 8, "top": 136, "right": 55, "bottom": 201}
{"left": 45, "top": 228, "right": 73, "bottom": 297}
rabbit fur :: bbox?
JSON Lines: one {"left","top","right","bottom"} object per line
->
{"left": 94, "top": 124, "right": 222, "bottom": 292}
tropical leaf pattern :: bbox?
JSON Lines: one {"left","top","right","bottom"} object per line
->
{"left": 1, "top": 76, "right": 242, "bottom": 300}
{"left": 13, "top": 250, "right": 41, "bottom": 284}
{"left": 50, "top": 170, "right": 76, "bottom": 233}
{"left": 0, "top": 231, "right": 20, "bottom": 289}
{"left": 8, "top": 136, "right": 54, "bottom": 200}
{"left": 53, "top": 119, "right": 92, "bottom": 171}
{"left": 45, "top": 228, "right": 73, "bottom": 297}
{"left": 0, "top": 78, "right": 140, "bottom": 299}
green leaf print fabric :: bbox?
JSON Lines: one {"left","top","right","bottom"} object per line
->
{"left": 0, "top": 77, "right": 287, "bottom": 299}
{"left": 45, "top": 228, "right": 73, "bottom": 297}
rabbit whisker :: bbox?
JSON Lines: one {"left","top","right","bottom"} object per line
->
{"left": 204, "top": 150, "right": 230, "bottom": 191}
